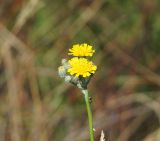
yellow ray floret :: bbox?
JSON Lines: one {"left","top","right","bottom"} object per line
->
{"left": 68, "top": 57, "right": 97, "bottom": 77}
{"left": 68, "top": 43, "right": 95, "bottom": 57}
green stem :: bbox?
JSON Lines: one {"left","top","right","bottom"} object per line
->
{"left": 82, "top": 89, "right": 94, "bottom": 141}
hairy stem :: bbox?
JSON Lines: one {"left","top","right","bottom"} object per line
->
{"left": 82, "top": 89, "right": 94, "bottom": 141}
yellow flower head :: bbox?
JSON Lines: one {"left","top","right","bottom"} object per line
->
{"left": 68, "top": 57, "right": 97, "bottom": 77}
{"left": 68, "top": 43, "right": 95, "bottom": 57}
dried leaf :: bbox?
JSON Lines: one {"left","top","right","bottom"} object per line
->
{"left": 100, "top": 130, "right": 105, "bottom": 141}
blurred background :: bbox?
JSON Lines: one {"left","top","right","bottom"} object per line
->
{"left": 0, "top": 0, "right": 160, "bottom": 141}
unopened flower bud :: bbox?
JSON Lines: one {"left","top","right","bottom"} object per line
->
{"left": 58, "top": 66, "right": 66, "bottom": 78}
{"left": 65, "top": 75, "right": 72, "bottom": 82}
{"left": 64, "top": 63, "right": 71, "bottom": 70}
{"left": 62, "top": 59, "right": 67, "bottom": 65}
{"left": 71, "top": 76, "right": 79, "bottom": 84}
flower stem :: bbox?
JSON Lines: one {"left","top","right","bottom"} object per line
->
{"left": 82, "top": 89, "right": 94, "bottom": 141}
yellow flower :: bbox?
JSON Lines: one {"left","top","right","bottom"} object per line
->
{"left": 68, "top": 43, "right": 95, "bottom": 57}
{"left": 68, "top": 57, "right": 97, "bottom": 77}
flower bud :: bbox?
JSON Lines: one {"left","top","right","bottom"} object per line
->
{"left": 62, "top": 59, "right": 67, "bottom": 65}
{"left": 58, "top": 66, "right": 66, "bottom": 78}
{"left": 64, "top": 75, "right": 72, "bottom": 83}
{"left": 71, "top": 76, "right": 79, "bottom": 84}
